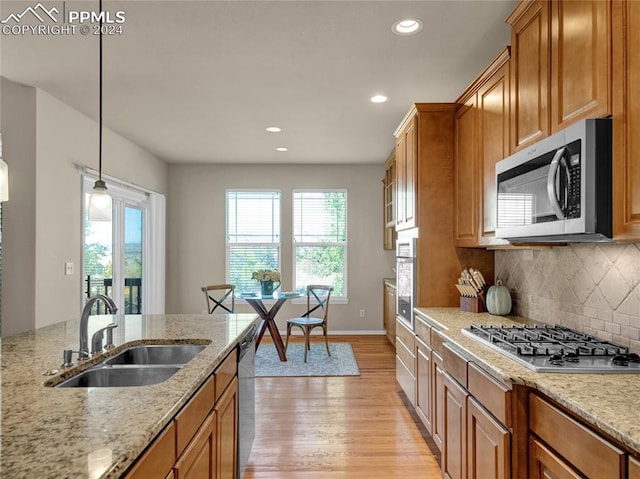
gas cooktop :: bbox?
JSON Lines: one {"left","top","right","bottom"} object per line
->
{"left": 461, "top": 324, "right": 640, "bottom": 373}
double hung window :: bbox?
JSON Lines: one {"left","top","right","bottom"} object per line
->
{"left": 226, "top": 191, "right": 281, "bottom": 293}
{"left": 293, "top": 190, "right": 347, "bottom": 297}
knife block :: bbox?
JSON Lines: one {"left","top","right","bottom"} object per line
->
{"left": 460, "top": 295, "right": 485, "bottom": 313}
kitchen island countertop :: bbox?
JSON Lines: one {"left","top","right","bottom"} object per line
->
{"left": 0, "top": 313, "right": 259, "bottom": 479}
{"left": 416, "top": 307, "right": 640, "bottom": 455}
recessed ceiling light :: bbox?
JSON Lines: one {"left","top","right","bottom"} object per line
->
{"left": 276, "top": 147, "right": 288, "bottom": 152}
{"left": 392, "top": 18, "right": 423, "bottom": 36}
{"left": 266, "top": 127, "right": 281, "bottom": 133}
{"left": 371, "top": 95, "right": 388, "bottom": 104}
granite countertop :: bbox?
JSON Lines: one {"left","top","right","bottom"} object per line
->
{"left": 383, "top": 277, "right": 396, "bottom": 287}
{"left": 415, "top": 307, "right": 640, "bottom": 455}
{"left": 0, "top": 313, "right": 259, "bottom": 479}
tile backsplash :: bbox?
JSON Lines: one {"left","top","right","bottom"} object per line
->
{"left": 495, "top": 243, "right": 640, "bottom": 351}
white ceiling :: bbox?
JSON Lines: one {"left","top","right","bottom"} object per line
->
{"left": 1, "top": 0, "right": 516, "bottom": 164}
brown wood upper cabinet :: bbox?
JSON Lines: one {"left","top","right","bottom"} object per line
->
{"left": 550, "top": 0, "right": 611, "bottom": 131}
{"left": 508, "top": 0, "right": 550, "bottom": 152}
{"left": 455, "top": 48, "right": 511, "bottom": 247}
{"left": 382, "top": 151, "right": 396, "bottom": 250}
{"left": 394, "top": 115, "right": 417, "bottom": 231}
{"left": 508, "top": 0, "right": 611, "bottom": 153}
{"left": 612, "top": 0, "right": 640, "bottom": 240}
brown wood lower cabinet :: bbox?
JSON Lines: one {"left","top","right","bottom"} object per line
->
{"left": 216, "top": 378, "right": 238, "bottom": 479}
{"left": 432, "top": 349, "right": 445, "bottom": 452}
{"left": 467, "top": 397, "right": 510, "bottom": 479}
{"left": 630, "top": 457, "right": 640, "bottom": 479}
{"left": 415, "top": 337, "right": 433, "bottom": 435}
{"left": 125, "top": 351, "right": 239, "bottom": 479}
{"left": 174, "top": 411, "right": 217, "bottom": 479}
{"left": 529, "top": 437, "right": 582, "bottom": 479}
{"left": 442, "top": 372, "right": 469, "bottom": 479}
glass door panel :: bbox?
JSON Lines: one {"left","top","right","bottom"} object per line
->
{"left": 84, "top": 192, "right": 114, "bottom": 314}
{"left": 124, "top": 206, "right": 143, "bottom": 314}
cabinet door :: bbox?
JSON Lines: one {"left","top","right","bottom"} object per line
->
{"left": 174, "top": 411, "right": 217, "bottom": 479}
{"left": 432, "top": 351, "right": 445, "bottom": 452}
{"left": 613, "top": 0, "right": 640, "bottom": 240}
{"left": 630, "top": 456, "right": 640, "bottom": 479}
{"left": 467, "top": 397, "right": 510, "bottom": 479}
{"left": 216, "top": 377, "right": 238, "bottom": 479}
{"left": 529, "top": 437, "right": 582, "bottom": 479}
{"left": 383, "top": 283, "right": 396, "bottom": 347}
{"left": 395, "top": 117, "right": 417, "bottom": 230}
{"left": 477, "top": 57, "right": 510, "bottom": 247}
{"left": 415, "top": 338, "right": 433, "bottom": 434}
{"left": 510, "top": 0, "right": 550, "bottom": 151}
{"left": 442, "top": 373, "right": 469, "bottom": 479}
{"left": 454, "top": 97, "right": 479, "bottom": 246}
{"left": 550, "top": 0, "right": 611, "bottom": 131}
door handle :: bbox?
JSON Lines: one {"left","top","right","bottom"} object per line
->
{"left": 547, "top": 147, "right": 567, "bottom": 219}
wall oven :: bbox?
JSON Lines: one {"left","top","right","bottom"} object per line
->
{"left": 396, "top": 229, "right": 417, "bottom": 331}
{"left": 495, "top": 118, "right": 612, "bottom": 242}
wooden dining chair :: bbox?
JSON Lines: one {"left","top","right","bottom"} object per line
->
{"left": 284, "top": 285, "right": 334, "bottom": 362}
{"left": 201, "top": 284, "right": 235, "bottom": 314}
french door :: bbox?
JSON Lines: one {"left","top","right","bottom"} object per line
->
{"left": 83, "top": 175, "right": 165, "bottom": 314}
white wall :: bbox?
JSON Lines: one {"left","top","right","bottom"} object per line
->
{"left": 166, "top": 163, "right": 396, "bottom": 332}
{"left": 1, "top": 78, "right": 169, "bottom": 336}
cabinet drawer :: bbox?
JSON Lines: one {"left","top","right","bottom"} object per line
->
{"left": 414, "top": 315, "right": 431, "bottom": 345}
{"left": 467, "top": 362, "right": 512, "bottom": 427}
{"left": 175, "top": 374, "right": 216, "bottom": 456}
{"left": 442, "top": 342, "right": 468, "bottom": 388}
{"left": 630, "top": 456, "right": 640, "bottom": 479}
{"left": 396, "top": 355, "right": 416, "bottom": 406}
{"left": 215, "top": 349, "right": 238, "bottom": 402}
{"left": 396, "top": 318, "right": 415, "bottom": 350}
{"left": 396, "top": 336, "right": 415, "bottom": 375}
{"left": 431, "top": 329, "right": 445, "bottom": 356}
{"left": 125, "top": 421, "right": 176, "bottom": 479}
{"left": 529, "top": 394, "right": 625, "bottom": 479}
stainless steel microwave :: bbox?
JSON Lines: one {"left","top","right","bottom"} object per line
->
{"left": 495, "top": 118, "right": 612, "bottom": 243}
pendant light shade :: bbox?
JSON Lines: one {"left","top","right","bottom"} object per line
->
{"left": 88, "top": 179, "right": 111, "bottom": 221}
{"left": 88, "top": 0, "right": 111, "bottom": 221}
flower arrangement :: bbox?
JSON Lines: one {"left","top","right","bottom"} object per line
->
{"left": 251, "top": 269, "right": 281, "bottom": 282}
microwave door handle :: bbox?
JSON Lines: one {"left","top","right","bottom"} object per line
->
{"left": 546, "top": 147, "right": 567, "bottom": 219}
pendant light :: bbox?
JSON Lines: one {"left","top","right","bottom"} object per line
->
{"left": 88, "top": 0, "right": 112, "bottom": 221}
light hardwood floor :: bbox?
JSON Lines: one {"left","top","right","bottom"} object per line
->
{"left": 244, "top": 335, "right": 441, "bottom": 478}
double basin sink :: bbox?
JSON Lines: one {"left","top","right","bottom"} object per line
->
{"left": 54, "top": 343, "right": 208, "bottom": 388}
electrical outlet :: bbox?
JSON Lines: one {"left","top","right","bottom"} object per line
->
{"left": 64, "top": 262, "right": 74, "bottom": 276}
{"left": 359, "top": 309, "right": 365, "bottom": 318}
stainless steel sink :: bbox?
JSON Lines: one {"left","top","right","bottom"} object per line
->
{"left": 103, "top": 344, "right": 207, "bottom": 365}
{"left": 52, "top": 343, "right": 209, "bottom": 388}
{"left": 55, "top": 365, "right": 181, "bottom": 388}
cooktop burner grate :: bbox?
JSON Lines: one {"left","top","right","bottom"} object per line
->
{"left": 461, "top": 324, "right": 640, "bottom": 373}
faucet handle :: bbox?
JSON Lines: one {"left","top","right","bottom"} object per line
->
{"left": 91, "top": 323, "right": 118, "bottom": 356}
{"left": 105, "top": 323, "right": 118, "bottom": 350}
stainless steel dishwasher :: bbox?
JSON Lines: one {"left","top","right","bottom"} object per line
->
{"left": 237, "top": 324, "right": 256, "bottom": 479}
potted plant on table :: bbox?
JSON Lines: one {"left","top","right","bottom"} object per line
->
{"left": 251, "top": 269, "right": 281, "bottom": 297}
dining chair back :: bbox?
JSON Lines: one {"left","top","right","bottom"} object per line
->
{"left": 201, "top": 284, "right": 235, "bottom": 314}
{"left": 284, "top": 284, "right": 334, "bottom": 362}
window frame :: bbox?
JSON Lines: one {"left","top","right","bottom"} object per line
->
{"left": 292, "top": 188, "right": 348, "bottom": 300}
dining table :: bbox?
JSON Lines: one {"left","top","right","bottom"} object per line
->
{"left": 239, "top": 291, "right": 303, "bottom": 361}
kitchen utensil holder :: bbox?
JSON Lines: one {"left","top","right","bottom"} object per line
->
{"left": 460, "top": 295, "right": 486, "bottom": 313}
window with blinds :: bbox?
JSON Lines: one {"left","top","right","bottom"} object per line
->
{"left": 293, "top": 190, "right": 347, "bottom": 297}
{"left": 226, "top": 190, "right": 281, "bottom": 293}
